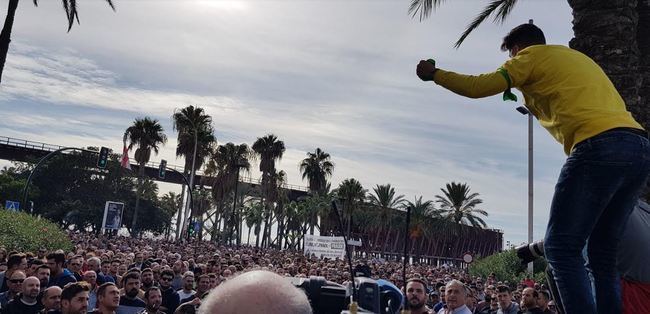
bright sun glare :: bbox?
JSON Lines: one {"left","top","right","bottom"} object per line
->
{"left": 196, "top": 0, "right": 249, "bottom": 11}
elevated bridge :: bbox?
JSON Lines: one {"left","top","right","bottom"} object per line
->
{"left": 0, "top": 136, "right": 309, "bottom": 201}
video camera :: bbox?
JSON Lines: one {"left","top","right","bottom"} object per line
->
{"left": 289, "top": 275, "right": 403, "bottom": 314}
{"left": 515, "top": 240, "right": 544, "bottom": 265}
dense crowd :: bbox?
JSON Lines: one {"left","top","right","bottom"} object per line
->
{"left": 0, "top": 231, "right": 556, "bottom": 314}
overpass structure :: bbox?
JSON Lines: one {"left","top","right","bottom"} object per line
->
{"left": 0, "top": 136, "right": 310, "bottom": 201}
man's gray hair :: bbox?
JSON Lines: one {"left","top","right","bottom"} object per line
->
{"left": 88, "top": 256, "right": 100, "bottom": 264}
{"left": 199, "top": 270, "right": 312, "bottom": 314}
{"left": 446, "top": 279, "right": 469, "bottom": 296}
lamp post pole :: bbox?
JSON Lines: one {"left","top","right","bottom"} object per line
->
{"left": 516, "top": 105, "right": 534, "bottom": 275}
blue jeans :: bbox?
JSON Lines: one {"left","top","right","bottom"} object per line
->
{"left": 544, "top": 129, "right": 650, "bottom": 314}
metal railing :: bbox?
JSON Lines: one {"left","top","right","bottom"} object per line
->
{"left": 1, "top": 136, "right": 67, "bottom": 152}
{"left": 1, "top": 135, "right": 311, "bottom": 192}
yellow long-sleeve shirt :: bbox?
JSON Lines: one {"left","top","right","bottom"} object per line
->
{"left": 433, "top": 44, "right": 643, "bottom": 155}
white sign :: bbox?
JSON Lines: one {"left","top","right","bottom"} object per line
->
{"left": 303, "top": 235, "right": 346, "bottom": 259}
{"left": 348, "top": 238, "right": 362, "bottom": 247}
{"left": 462, "top": 253, "right": 474, "bottom": 264}
{"left": 102, "top": 201, "right": 124, "bottom": 231}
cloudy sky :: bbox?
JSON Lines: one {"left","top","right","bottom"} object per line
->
{"left": 0, "top": 0, "right": 575, "bottom": 247}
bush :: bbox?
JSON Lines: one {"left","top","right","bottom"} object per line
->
{"left": 0, "top": 209, "right": 73, "bottom": 253}
{"left": 469, "top": 249, "right": 547, "bottom": 285}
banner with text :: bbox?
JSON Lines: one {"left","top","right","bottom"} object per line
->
{"left": 303, "top": 235, "right": 346, "bottom": 259}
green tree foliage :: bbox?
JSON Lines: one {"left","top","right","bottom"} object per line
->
{"left": 469, "top": 249, "right": 547, "bottom": 284}
{"left": 0, "top": 210, "right": 72, "bottom": 252}
{"left": 0, "top": 166, "right": 39, "bottom": 206}
{"left": 11, "top": 148, "right": 172, "bottom": 234}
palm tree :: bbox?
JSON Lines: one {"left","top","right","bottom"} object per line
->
{"left": 299, "top": 148, "right": 334, "bottom": 195}
{"left": 160, "top": 192, "right": 182, "bottom": 239}
{"left": 243, "top": 202, "right": 263, "bottom": 246}
{"left": 123, "top": 117, "right": 167, "bottom": 235}
{"left": 334, "top": 178, "right": 366, "bottom": 239}
{"left": 367, "top": 184, "right": 405, "bottom": 251}
{"left": 252, "top": 134, "right": 285, "bottom": 247}
{"left": 435, "top": 182, "right": 488, "bottom": 228}
{"left": 0, "top": 0, "right": 115, "bottom": 84}
{"left": 403, "top": 196, "right": 440, "bottom": 258}
{"left": 172, "top": 105, "right": 216, "bottom": 240}
{"left": 408, "top": 0, "right": 650, "bottom": 131}
{"left": 209, "top": 142, "right": 251, "bottom": 244}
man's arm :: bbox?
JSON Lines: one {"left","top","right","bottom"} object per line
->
{"left": 432, "top": 69, "right": 508, "bottom": 99}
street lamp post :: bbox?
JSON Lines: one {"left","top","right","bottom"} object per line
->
{"left": 516, "top": 105, "right": 534, "bottom": 275}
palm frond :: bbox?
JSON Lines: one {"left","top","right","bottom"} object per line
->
{"left": 408, "top": 0, "right": 445, "bottom": 22}
{"left": 453, "top": 0, "right": 519, "bottom": 48}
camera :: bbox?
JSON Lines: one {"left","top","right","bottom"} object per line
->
{"left": 515, "top": 240, "right": 544, "bottom": 264}
{"left": 290, "top": 276, "right": 402, "bottom": 314}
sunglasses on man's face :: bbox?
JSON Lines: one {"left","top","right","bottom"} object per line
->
{"left": 10, "top": 279, "right": 24, "bottom": 284}
{"left": 160, "top": 277, "right": 172, "bottom": 282}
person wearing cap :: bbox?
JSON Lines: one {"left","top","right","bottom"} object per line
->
{"left": 427, "top": 291, "right": 439, "bottom": 309}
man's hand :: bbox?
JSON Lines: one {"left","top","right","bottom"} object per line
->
{"left": 417, "top": 59, "right": 437, "bottom": 81}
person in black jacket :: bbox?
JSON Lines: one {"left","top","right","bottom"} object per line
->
{"left": 46, "top": 253, "right": 76, "bottom": 289}
{"left": 3, "top": 276, "right": 42, "bottom": 314}
{"left": 158, "top": 270, "right": 179, "bottom": 314}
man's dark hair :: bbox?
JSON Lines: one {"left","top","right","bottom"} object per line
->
{"left": 122, "top": 271, "right": 140, "bottom": 285}
{"left": 539, "top": 290, "right": 551, "bottom": 300}
{"left": 28, "top": 259, "right": 44, "bottom": 267}
{"left": 529, "top": 289, "right": 539, "bottom": 298}
{"left": 36, "top": 264, "right": 51, "bottom": 272}
{"left": 501, "top": 23, "right": 546, "bottom": 51}
{"left": 141, "top": 268, "right": 153, "bottom": 274}
{"left": 496, "top": 285, "right": 511, "bottom": 294}
{"left": 97, "top": 282, "right": 116, "bottom": 297}
{"left": 61, "top": 282, "right": 90, "bottom": 301}
{"left": 161, "top": 269, "right": 174, "bottom": 279}
{"left": 7, "top": 253, "right": 26, "bottom": 269}
{"left": 144, "top": 286, "right": 161, "bottom": 300}
{"left": 406, "top": 278, "right": 428, "bottom": 292}
{"left": 101, "top": 260, "right": 111, "bottom": 266}
{"left": 46, "top": 252, "right": 66, "bottom": 265}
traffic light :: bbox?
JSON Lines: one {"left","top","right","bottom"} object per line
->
{"left": 187, "top": 219, "right": 195, "bottom": 237}
{"left": 97, "top": 147, "right": 109, "bottom": 169}
{"left": 159, "top": 159, "right": 167, "bottom": 179}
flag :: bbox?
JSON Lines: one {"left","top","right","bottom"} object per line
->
{"left": 121, "top": 144, "right": 131, "bottom": 170}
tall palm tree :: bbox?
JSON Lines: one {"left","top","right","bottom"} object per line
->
{"left": 335, "top": 178, "right": 366, "bottom": 239}
{"left": 209, "top": 142, "right": 251, "bottom": 244}
{"left": 252, "top": 134, "right": 285, "bottom": 247}
{"left": 299, "top": 148, "right": 334, "bottom": 196}
{"left": 403, "top": 196, "right": 441, "bottom": 259}
{"left": 435, "top": 182, "right": 488, "bottom": 228}
{"left": 408, "top": 0, "right": 650, "bottom": 131}
{"left": 172, "top": 105, "right": 215, "bottom": 240}
{"left": 123, "top": 117, "right": 167, "bottom": 234}
{"left": 0, "top": 0, "right": 115, "bottom": 84}
{"left": 367, "top": 184, "right": 405, "bottom": 250}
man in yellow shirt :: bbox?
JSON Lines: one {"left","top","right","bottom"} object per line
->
{"left": 416, "top": 24, "right": 650, "bottom": 314}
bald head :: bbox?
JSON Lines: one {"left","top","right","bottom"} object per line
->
{"left": 23, "top": 276, "right": 41, "bottom": 301}
{"left": 198, "top": 270, "right": 312, "bottom": 314}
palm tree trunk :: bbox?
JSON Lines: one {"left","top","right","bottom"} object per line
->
{"left": 247, "top": 226, "right": 252, "bottom": 245}
{"left": 132, "top": 163, "right": 145, "bottom": 236}
{"left": 176, "top": 178, "right": 187, "bottom": 240}
{"left": 0, "top": 0, "right": 19, "bottom": 85}
{"left": 637, "top": 1, "right": 650, "bottom": 131}
{"left": 568, "top": 0, "right": 642, "bottom": 120}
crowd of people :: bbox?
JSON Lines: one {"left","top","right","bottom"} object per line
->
{"left": 0, "top": 231, "right": 557, "bottom": 314}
